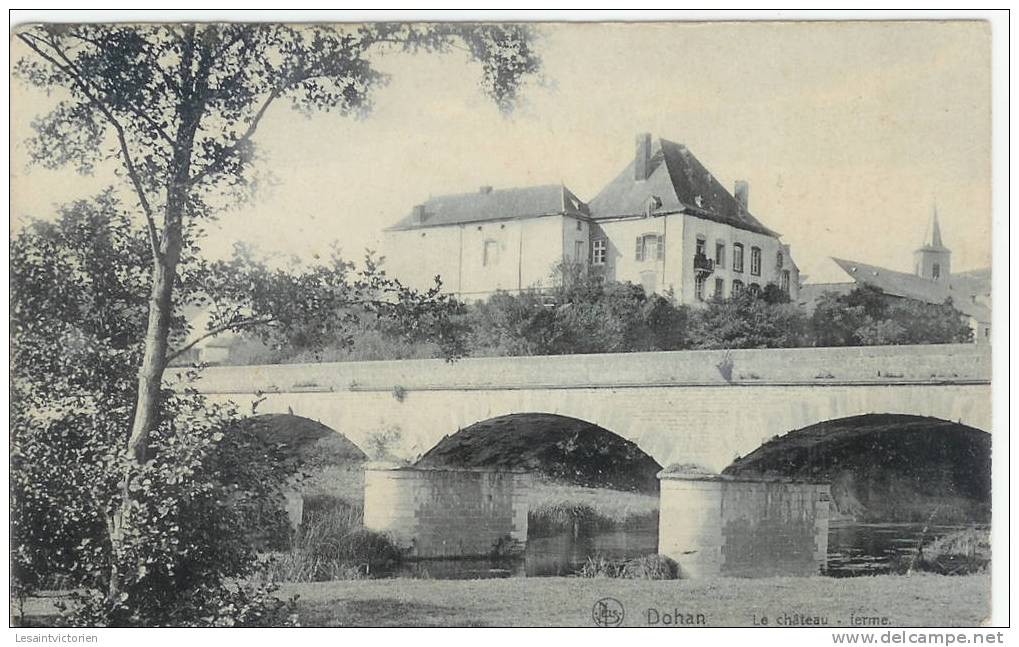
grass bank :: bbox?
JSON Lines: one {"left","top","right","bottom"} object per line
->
{"left": 280, "top": 573, "right": 989, "bottom": 627}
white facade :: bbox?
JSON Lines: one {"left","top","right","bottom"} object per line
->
{"left": 591, "top": 212, "right": 799, "bottom": 304}
{"left": 383, "top": 214, "right": 591, "bottom": 300}
{"left": 382, "top": 135, "right": 802, "bottom": 305}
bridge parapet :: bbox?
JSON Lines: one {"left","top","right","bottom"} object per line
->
{"left": 184, "top": 343, "right": 990, "bottom": 395}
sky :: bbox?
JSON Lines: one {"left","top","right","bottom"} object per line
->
{"left": 10, "top": 21, "right": 992, "bottom": 284}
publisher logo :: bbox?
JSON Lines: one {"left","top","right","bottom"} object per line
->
{"left": 593, "top": 597, "right": 625, "bottom": 627}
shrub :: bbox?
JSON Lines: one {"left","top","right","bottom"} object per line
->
{"left": 915, "top": 527, "right": 990, "bottom": 575}
{"left": 578, "top": 554, "right": 678, "bottom": 580}
{"left": 257, "top": 498, "right": 404, "bottom": 582}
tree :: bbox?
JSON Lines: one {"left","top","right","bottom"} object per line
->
{"left": 15, "top": 22, "right": 539, "bottom": 614}
{"left": 11, "top": 200, "right": 301, "bottom": 625}
{"left": 810, "top": 285, "right": 972, "bottom": 346}
{"left": 687, "top": 290, "right": 810, "bottom": 349}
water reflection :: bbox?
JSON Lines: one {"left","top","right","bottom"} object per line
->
{"left": 391, "top": 522, "right": 981, "bottom": 579}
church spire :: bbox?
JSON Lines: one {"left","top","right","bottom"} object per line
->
{"left": 919, "top": 202, "right": 947, "bottom": 251}
{"left": 914, "top": 202, "right": 951, "bottom": 282}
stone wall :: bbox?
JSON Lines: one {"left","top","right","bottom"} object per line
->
{"left": 362, "top": 466, "right": 530, "bottom": 558}
{"left": 188, "top": 343, "right": 990, "bottom": 395}
{"left": 658, "top": 472, "right": 830, "bottom": 578}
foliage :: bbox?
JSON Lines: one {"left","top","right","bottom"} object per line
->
{"left": 578, "top": 554, "right": 678, "bottom": 580}
{"left": 810, "top": 285, "right": 973, "bottom": 346}
{"left": 256, "top": 498, "right": 403, "bottom": 583}
{"left": 12, "top": 20, "right": 537, "bottom": 624}
{"left": 466, "top": 262, "right": 689, "bottom": 356}
{"left": 8, "top": 199, "right": 429, "bottom": 626}
{"left": 687, "top": 290, "right": 810, "bottom": 349}
{"left": 913, "top": 527, "right": 990, "bottom": 575}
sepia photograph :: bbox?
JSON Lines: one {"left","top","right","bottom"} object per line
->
{"left": 7, "top": 10, "right": 1006, "bottom": 636}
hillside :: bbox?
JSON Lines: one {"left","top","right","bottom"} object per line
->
{"left": 724, "top": 414, "right": 990, "bottom": 523}
{"left": 415, "top": 413, "right": 662, "bottom": 493}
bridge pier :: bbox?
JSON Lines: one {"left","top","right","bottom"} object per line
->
{"left": 658, "top": 469, "right": 830, "bottom": 578}
{"left": 363, "top": 465, "right": 531, "bottom": 558}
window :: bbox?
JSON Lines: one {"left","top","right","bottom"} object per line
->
{"left": 714, "top": 278, "right": 724, "bottom": 299}
{"left": 932, "top": 262, "right": 941, "bottom": 280}
{"left": 695, "top": 275, "right": 707, "bottom": 301}
{"left": 733, "top": 243, "right": 744, "bottom": 273}
{"left": 750, "top": 246, "right": 762, "bottom": 276}
{"left": 781, "top": 270, "right": 791, "bottom": 294}
{"left": 749, "top": 282, "right": 761, "bottom": 297}
{"left": 715, "top": 242, "right": 725, "bottom": 267}
{"left": 732, "top": 279, "right": 744, "bottom": 296}
{"left": 635, "top": 233, "right": 663, "bottom": 262}
{"left": 576, "top": 220, "right": 583, "bottom": 231}
{"left": 777, "top": 250, "right": 784, "bottom": 269}
{"left": 483, "top": 239, "right": 499, "bottom": 267}
{"left": 592, "top": 239, "right": 607, "bottom": 265}
{"left": 574, "top": 240, "right": 585, "bottom": 262}
{"left": 695, "top": 235, "right": 706, "bottom": 257}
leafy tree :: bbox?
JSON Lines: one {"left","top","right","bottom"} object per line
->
{"left": 466, "top": 262, "right": 689, "bottom": 356}
{"left": 14, "top": 22, "right": 539, "bottom": 623}
{"left": 687, "top": 290, "right": 809, "bottom": 349}
{"left": 810, "top": 285, "right": 972, "bottom": 346}
{"left": 11, "top": 200, "right": 299, "bottom": 625}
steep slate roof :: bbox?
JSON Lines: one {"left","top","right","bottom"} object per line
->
{"left": 831, "top": 257, "right": 991, "bottom": 323}
{"left": 588, "top": 137, "right": 778, "bottom": 237}
{"left": 387, "top": 184, "right": 589, "bottom": 231}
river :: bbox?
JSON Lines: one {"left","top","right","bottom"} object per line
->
{"left": 392, "top": 523, "right": 979, "bottom": 579}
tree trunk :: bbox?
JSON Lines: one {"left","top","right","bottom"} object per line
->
{"left": 107, "top": 138, "right": 191, "bottom": 599}
{"left": 105, "top": 24, "right": 210, "bottom": 602}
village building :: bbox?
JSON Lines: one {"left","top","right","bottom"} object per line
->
{"left": 799, "top": 208, "right": 991, "bottom": 343}
{"left": 382, "top": 134, "right": 800, "bottom": 305}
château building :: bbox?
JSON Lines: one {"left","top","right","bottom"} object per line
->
{"left": 382, "top": 134, "right": 800, "bottom": 305}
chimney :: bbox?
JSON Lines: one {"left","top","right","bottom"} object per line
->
{"left": 413, "top": 204, "right": 427, "bottom": 223}
{"left": 634, "top": 133, "right": 652, "bottom": 181}
{"left": 734, "top": 180, "right": 749, "bottom": 210}
{"left": 479, "top": 185, "right": 493, "bottom": 194}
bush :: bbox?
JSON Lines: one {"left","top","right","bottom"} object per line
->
{"left": 914, "top": 527, "right": 990, "bottom": 575}
{"left": 811, "top": 285, "right": 972, "bottom": 347}
{"left": 258, "top": 498, "right": 404, "bottom": 582}
{"left": 578, "top": 554, "right": 678, "bottom": 580}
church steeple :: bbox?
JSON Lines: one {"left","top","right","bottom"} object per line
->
{"left": 918, "top": 204, "right": 948, "bottom": 251}
{"left": 914, "top": 203, "right": 950, "bottom": 282}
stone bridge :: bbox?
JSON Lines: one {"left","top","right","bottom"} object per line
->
{"left": 184, "top": 343, "right": 992, "bottom": 472}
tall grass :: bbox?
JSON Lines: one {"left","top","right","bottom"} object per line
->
{"left": 578, "top": 554, "right": 678, "bottom": 580}
{"left": 528, "top": 481, "right": 659, "bottom": 536}
{"left": 915, "top": 527, "right": 990, "bottom": 575}
{"left": 255, "top": 497, "right": 404, "bottom": 583}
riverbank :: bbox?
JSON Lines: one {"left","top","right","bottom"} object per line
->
{"left": 284, "top": 573, "right": 988, "bottom": 627}
{"left": 16, "top": 573, "right": 990, "bottom": 627}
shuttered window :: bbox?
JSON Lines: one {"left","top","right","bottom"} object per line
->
{"left": 635, "top": 234, "right": 664, "bottom": 261}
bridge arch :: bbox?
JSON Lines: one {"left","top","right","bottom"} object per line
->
{"left": 415, "top": 412, "right": 662, "bottom": 492}
{"left": 723, "top": 413, "right": 991, "bottom": 523}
